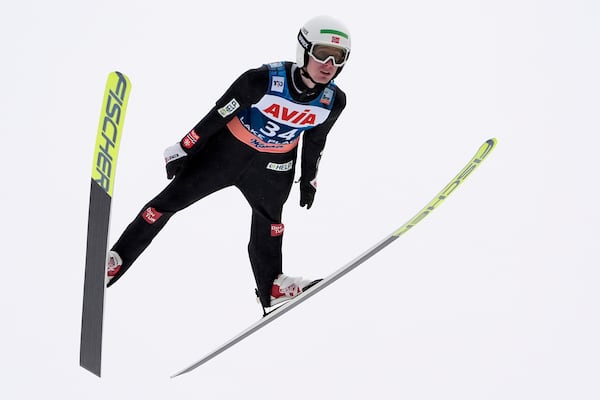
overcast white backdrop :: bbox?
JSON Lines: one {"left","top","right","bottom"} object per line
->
{"left": 2, "top": 0, "right": 599, "bottom": 398}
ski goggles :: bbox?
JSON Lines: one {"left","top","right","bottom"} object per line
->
{"left": 308, "top": 44, "right": 349, "bottom": 67}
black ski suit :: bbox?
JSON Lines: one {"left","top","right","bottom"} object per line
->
{"left": 108, "top": 62, "right": 346, "bottom": 307}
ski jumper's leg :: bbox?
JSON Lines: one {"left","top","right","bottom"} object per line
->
{"left": 237, "top": 151, "right": 297, "bottom": 307}
{"left": 108, "top": 132, "right": 249, "bottom": 285}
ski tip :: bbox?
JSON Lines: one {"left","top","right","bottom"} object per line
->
{"left": 111, "top": 70, "right": 131, "bottom": 82}
{"left": 475, "top": 138, "right": 498, "bottom": 161}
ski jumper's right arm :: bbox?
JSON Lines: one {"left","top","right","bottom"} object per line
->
{"left": 179, "top": 66, "right": 270, "bottom": 156}
{"left": 163, "top": 66, "right": 270, "bottom": 178}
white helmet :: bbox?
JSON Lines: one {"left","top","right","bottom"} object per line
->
{"left": 296, "top": 15, "right": 351, "bottom": 72}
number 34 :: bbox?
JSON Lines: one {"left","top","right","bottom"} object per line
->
{"left": 260, "top": 121, "right": 298, "bottom": 140}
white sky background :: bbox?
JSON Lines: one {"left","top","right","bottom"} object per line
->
{"left": 1, "top": 0, "right": 599, "bottom": 398}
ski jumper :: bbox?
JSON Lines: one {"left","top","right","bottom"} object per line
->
{"left": 108, "top": 62, "right": 346, "bottom": 307}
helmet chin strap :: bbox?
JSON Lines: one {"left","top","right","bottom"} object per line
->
{"left": 290, "top": 65, "right": 326, "bottom": 102}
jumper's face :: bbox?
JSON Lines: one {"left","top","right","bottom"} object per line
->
{"left": 304, "top": 55, "right": 339, "bottom": 84}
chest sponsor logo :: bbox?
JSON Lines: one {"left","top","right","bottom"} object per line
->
{"left": 254, "top": 95, "right": 330, "bottom": 128}
{"left": 263, "top": 104, "right": 317, "bottom": 125}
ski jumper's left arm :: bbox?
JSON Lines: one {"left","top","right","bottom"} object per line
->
{"left": 300, "top": 87, "right": 346, "bottom": 186}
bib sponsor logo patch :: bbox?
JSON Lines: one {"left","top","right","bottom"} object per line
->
{"left": 271, "top": 76, "right": 285, "bottom": 93}
{"left": 271, "top": 223, "right": 285, "bottom": 237}
{"left": 266, "top": 160, "right": 293, "bottom": 172}
{"left": 262, "top": 104, "right": 317, "bottom": 126}
{"left": 254, "top": 95, "right": 331, "bottom": 128}
{"left": 320, "top": 88, "right": 333, "bottom": 105}
{"left": 142, "top": 207, "right": 163, "bottom": 224}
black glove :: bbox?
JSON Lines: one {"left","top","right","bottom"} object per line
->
{"left": 299, "top": 180, "right": 317, "bottom": 209}
{"left": 164, "top": 142, "right": 188, "bottom": 179}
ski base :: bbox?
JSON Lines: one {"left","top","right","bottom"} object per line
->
{"left": 80, "top": 182, "right": 112, "bottom": 376}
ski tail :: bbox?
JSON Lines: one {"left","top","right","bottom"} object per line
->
{"left": 80, "top": 71, "right": 131, "bottom": 377}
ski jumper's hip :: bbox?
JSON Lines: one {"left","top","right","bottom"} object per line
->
{"left": 226, "top": 116, "right": 300, "bottom": 154}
